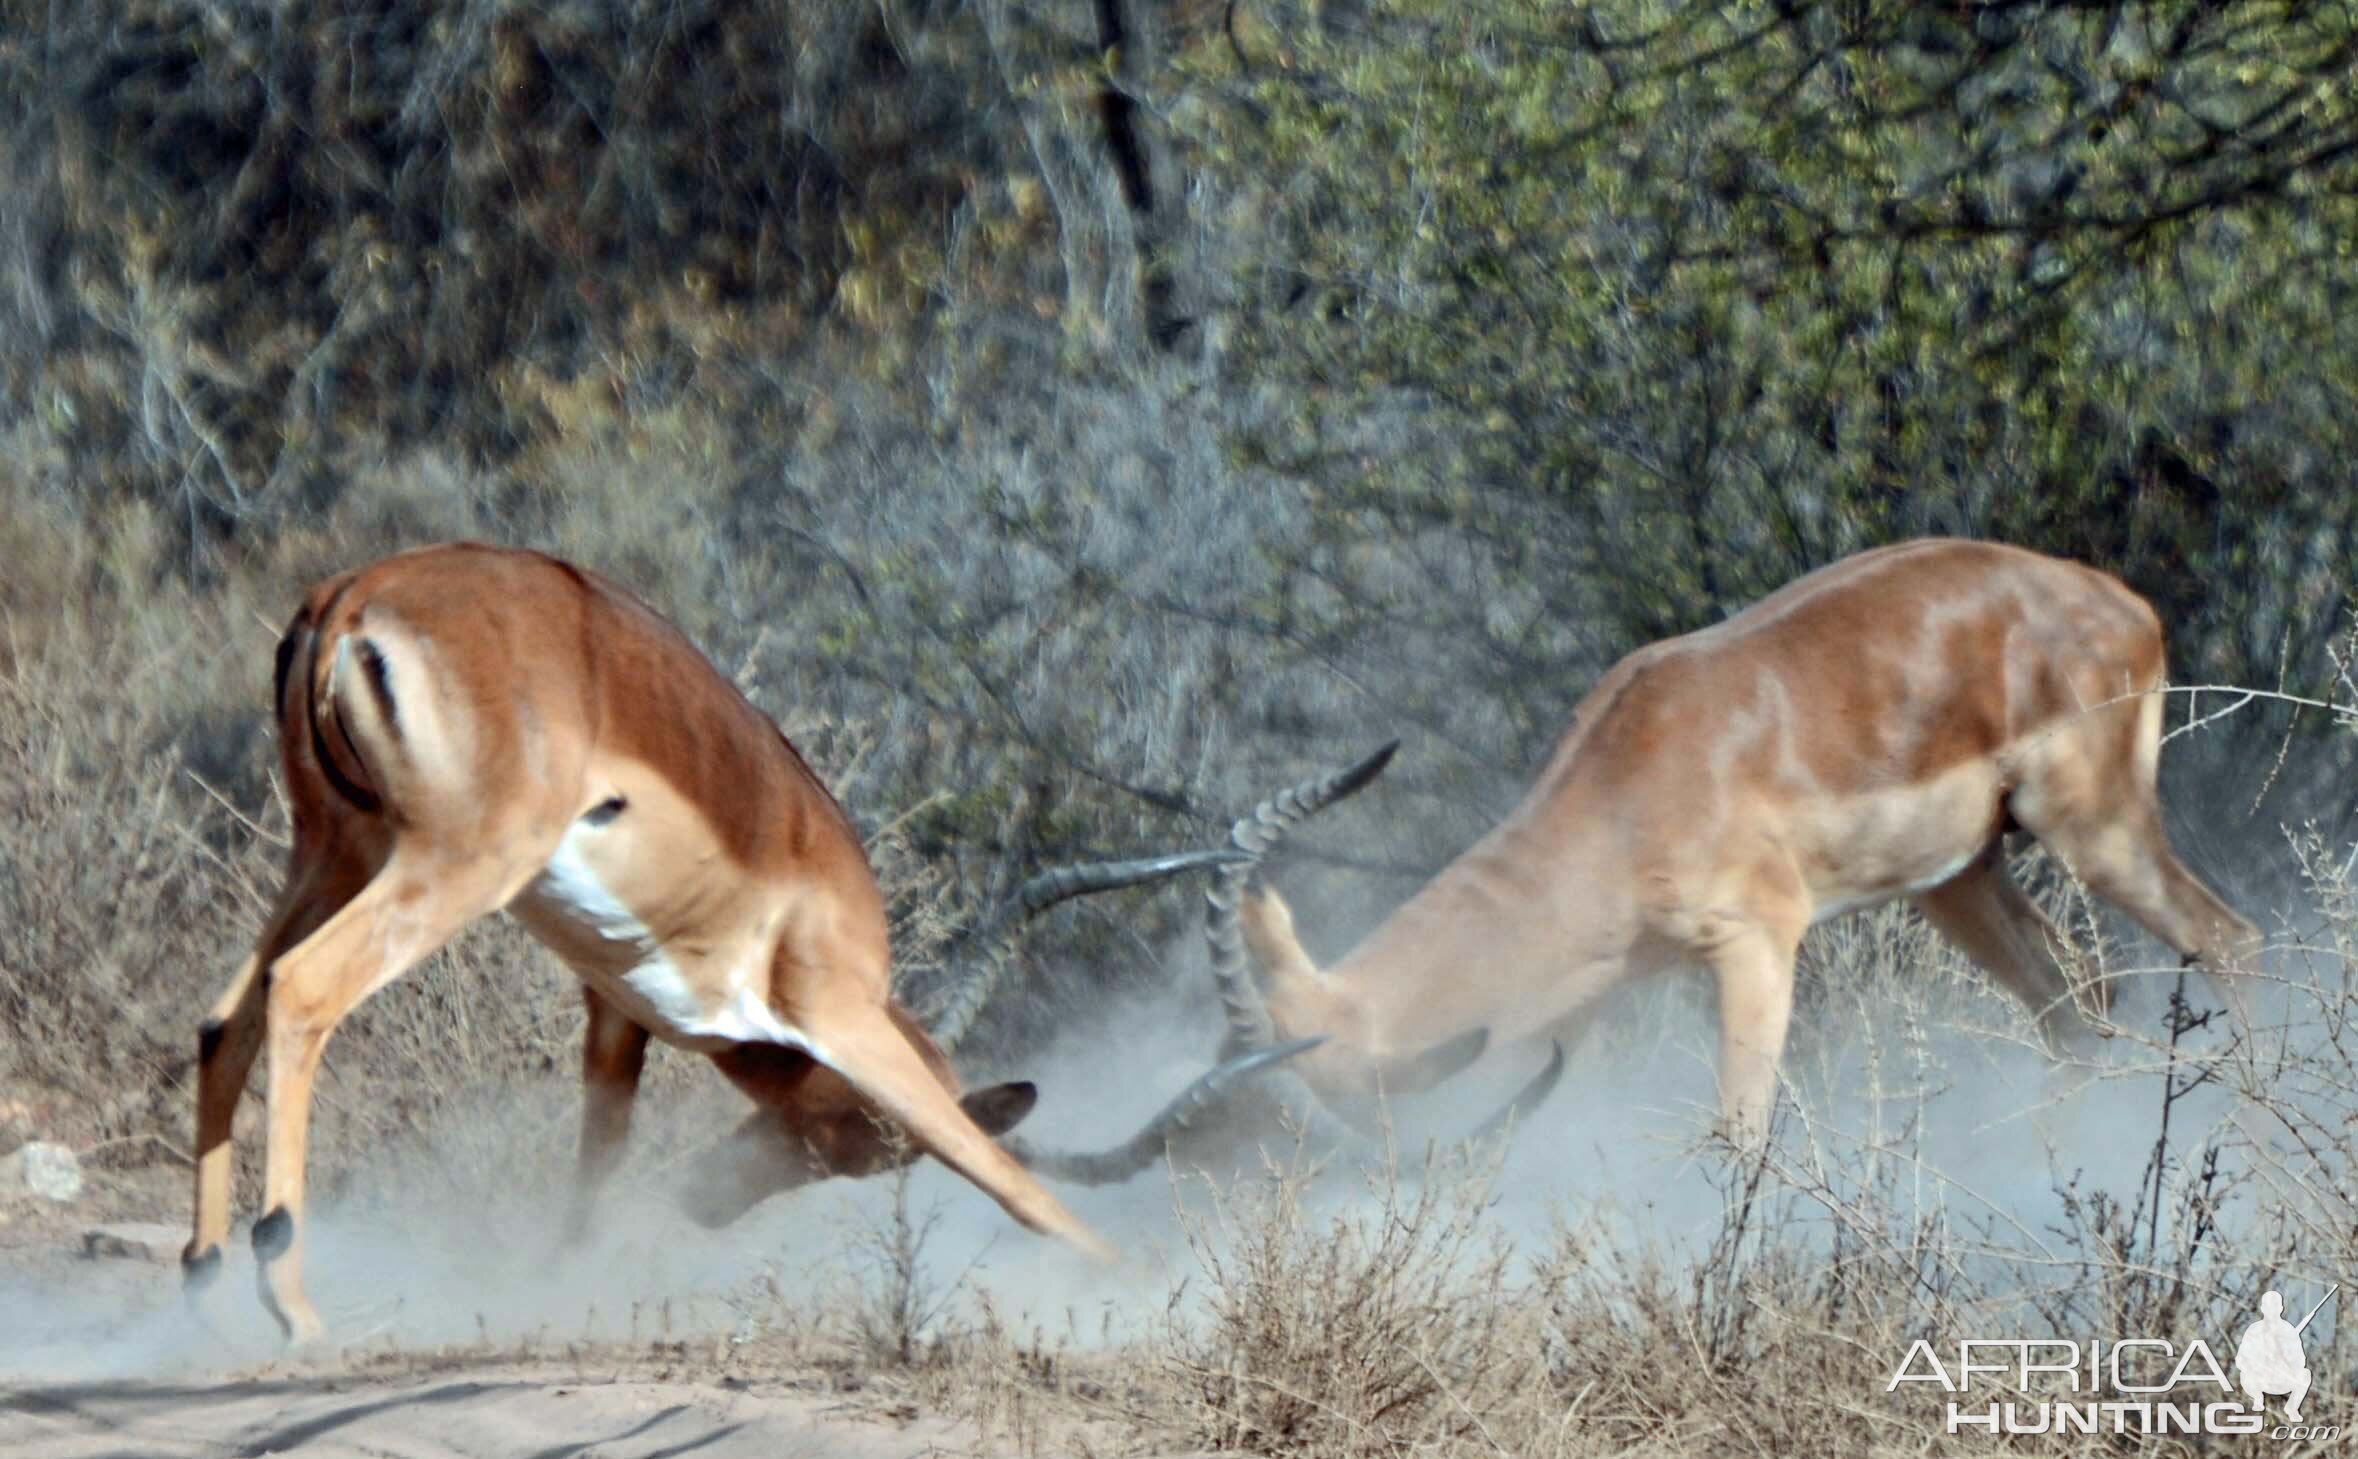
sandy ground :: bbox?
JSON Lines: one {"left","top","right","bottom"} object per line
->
{"left": 0, "top": 1237, "right": 1112, "bottom": 1459}
{"left": 0, "top": 1162, "right": 1137, "bottom": 1458}
{"left": 0, "top": 1230, "right": 1009, "bottom": 1458}
{"left": 0, "top": 1171, "right": 1196, "bottom": 1459}
{"left": 7, "top": 1366, "right": 1013, "bottom": 1459}
{"left": 0, "top": 999, "right": 1273, "bottom": 1457}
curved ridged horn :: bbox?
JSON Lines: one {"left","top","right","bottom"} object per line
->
{"left": 1003, "top": 1036, "right": 1330, "bottom": 1184}
{"left": 1208, "top": 742, "right": 1400, "bottom": 1056}
{"left": 1016, "top": 1033, "right": 1564, "bottom": 1186}
{"left": 926, "top": 849, "right": 1250, "bottom": 1054}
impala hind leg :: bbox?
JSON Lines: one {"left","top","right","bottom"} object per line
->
{"left": 185, "top": 845, "right": 382, "bottom": 1292}
{"left": 566, "top": 987, "right": 651, "bottom": 1244}
{"left": 1707, "top": 924, "right": 1805, "bottom": 1147}
{"left": 1916, "top": 854, "right": 2092, "bottom": 1049}
{"left": 250, "top": 854, "right": 525, "bottom": 1343}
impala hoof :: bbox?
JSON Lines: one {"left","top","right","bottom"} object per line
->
{"left": 258, "top": 1278, "right": 327, "bottom": 1349}
{"left": 251, "top": 1205, "right": 295, "bottom": 1262}
{"left": 181, "top": 1242, "right": 223, "bottom": 1292}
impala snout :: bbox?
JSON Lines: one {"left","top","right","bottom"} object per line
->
{"left": 677, "top": 1114, "right": 806, "bottom": 1229}
{"left": 677, "top": 1080, "right": 1044, "bottom": 1228}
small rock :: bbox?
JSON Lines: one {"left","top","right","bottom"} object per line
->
{"left": 84, "top": 1222, "right": 191, "bottom": 1263}
{"left": 0, "top": 1140, "right": 83, "bottom": 1203}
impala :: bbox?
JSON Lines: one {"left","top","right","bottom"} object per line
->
{"left": 183, "top": 542, "right": 1300, "bottom": 1343}
{"left": 1156, "top": 539, "right": 2264, "bottom": 1146}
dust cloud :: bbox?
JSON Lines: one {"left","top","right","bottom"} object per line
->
{"left": 0, "top": 848, "right": 2332, "bottom": 1384}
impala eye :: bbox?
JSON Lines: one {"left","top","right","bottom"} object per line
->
{"left": 581, "top": 796, "right": 627, "bottom": 827}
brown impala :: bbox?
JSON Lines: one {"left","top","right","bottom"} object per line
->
{"left": 184, "top": 542, "right": 1306, "bottom": 1344}
{"left": 1164, "top": 539, "right": 2263, "bottom": 1146}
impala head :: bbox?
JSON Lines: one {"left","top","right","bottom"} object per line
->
{"left": 1205, "top": 743, "right": 1501, "bottom": 1094}
{"left": 672, "top": 849, "right": 1313, "bottom": 1220}
{"left": 1002, "top": 743, "right": 1566, "bottom": 1184}
{"left": 679, "top": 1056, "right": 1040, "bottom": 1228}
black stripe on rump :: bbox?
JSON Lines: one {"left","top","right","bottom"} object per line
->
{"left": 308, "top": 633, "right": 384, "bottom": 815}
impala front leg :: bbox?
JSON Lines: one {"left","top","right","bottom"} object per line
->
{"left": 567, "top": 987, "right": 650, "bottom": 1245}
{"left": 1707, "top": 925, "right": 1803, "bottom": 1147}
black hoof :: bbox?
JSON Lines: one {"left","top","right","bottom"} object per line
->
{"left": 181, "top": 1243, "right": 223, "bottom": 1290}
{"left": 252, "top": 1205, "right": 295, "bottom": 1262}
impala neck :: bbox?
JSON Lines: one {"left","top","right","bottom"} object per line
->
{"left": 1271, "top": 786, "right": 1634, "bottom": 1066}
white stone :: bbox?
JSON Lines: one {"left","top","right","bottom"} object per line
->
{"left": 0, "top": 1140, "right": 83, "bottom": 1203}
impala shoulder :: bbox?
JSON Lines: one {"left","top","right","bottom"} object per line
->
{"left": 1525, "top": 647, "right": 1698, "bottom": 801}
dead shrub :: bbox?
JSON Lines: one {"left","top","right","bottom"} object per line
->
{"left": 1168, "top": 1139, "right": 1530, "bottom": 1456}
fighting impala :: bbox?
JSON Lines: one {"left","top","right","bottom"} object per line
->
{"left": 1160, "top": 539, "right": 2265, "bottom": 1146}
{"left": 184, "top": 542, "right": 1302, "bottom": 1343}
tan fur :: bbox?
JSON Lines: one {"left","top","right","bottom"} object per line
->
{"left": 186, "top": 543, "right": 1112, "bottom": 1345}
{"left": 1239, "top": 539, "right": 2261, "bottom": 1140}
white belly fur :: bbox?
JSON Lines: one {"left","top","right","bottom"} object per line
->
{"left": 520, "top": 827, "right": 826, "bottom": 1059}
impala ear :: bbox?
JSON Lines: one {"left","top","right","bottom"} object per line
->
{"left": 959, "top": 1080, "right": 1039, "bottom": 1137}
{"left": 1240, "top": 885, "right": 1321, "bottom": 982}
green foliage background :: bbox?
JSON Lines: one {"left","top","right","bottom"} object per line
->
{"left": 1, "top": 0, "right": 2353, "bottom": 1068}
{"left": 1193, "top": 0, "right": 2356, "bottom": 743}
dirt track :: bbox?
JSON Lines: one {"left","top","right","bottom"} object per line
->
{"left": 0, "top": 1185, "right": 1136, "bottom": 1459}
{"left": 7, "top": 1366, "right": 1012, "bottom": 1459}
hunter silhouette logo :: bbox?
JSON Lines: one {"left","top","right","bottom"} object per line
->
{"left": 2236, "top": 1287, "right": 2336, "bottom": 1422}
{"left": 1887, "top": 1283, "right": 2340, "bottom": 1439}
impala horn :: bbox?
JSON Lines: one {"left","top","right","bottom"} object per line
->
{"left": 1208, "top": 742, "right": 1404, "bottom": 1057}
{"left": 1204, "top": 745, "right": 1558, "bottom": 1142}
{"left": 1464, "top": 1040, "right": 1568, "bottom": 1145}
{"left": 923, "top": 849, "right": 1251, "bottom": 1055}
{"left": 914, "top": 846, "right": 1330, "bottom": 1182}
{"left": 1002, "top": 1035, "right": 1331, "bottom": 1183}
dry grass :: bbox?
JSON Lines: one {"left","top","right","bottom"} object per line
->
{"left": 446, "top": 831, "right": 2343, "bottom": 1458}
